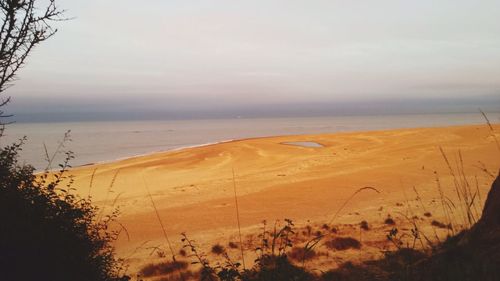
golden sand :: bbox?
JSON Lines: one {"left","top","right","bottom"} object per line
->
{"left": 65, "top": 124, "right": 499, "bottom": 270}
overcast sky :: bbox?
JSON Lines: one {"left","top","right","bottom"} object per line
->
{"left": 6, "top": 0, "right": 500, "bottom": 120}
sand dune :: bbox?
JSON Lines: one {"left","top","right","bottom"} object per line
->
{"left": 65, "top": 124, "right": 499, "bottom": 270}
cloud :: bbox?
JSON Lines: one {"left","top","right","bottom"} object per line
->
{"left": 6, "top": 0, "right": 500, "bottom": 115}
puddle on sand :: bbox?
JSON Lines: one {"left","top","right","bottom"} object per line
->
{"left": 281, "top": 141, "right": 324, "bottom": 148}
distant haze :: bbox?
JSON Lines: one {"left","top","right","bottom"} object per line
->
{"left": 5, "top": 0, "right": 500, "bottom": 122}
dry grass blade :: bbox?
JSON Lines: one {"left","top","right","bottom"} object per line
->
{"left": 474, "top": 175, "right": 482, "bottom": 203}
{"left": 408, "top": 185, "right": 439, "bottom": 246}
{"left": 474, "top": 161, "right": 495, "bottom": 179}
{"left": 116, "top": 221, "right": 130, "bottom": 242}
{"left": 479, "top": 108, "right": 500, "bottom": 151}
{"left": 88, "top": 167, "right": 98, "bottom": 198}
{"left": 437, "top": 145, "right": 484, "bottom": 230}
{"left": 142, "top": 176, "right": 186, "bottom": 281}
{"left": 395, "top": 211, "right": 433, "bottom": 249}
{"left": 97, "top": 168, "right": 121, "bottom": 222}
{"left": 328, "top": 186, "right": 380, "bottom": 225}
{"left": 457, "top": 151, "right": 477, "bottom": 225}
{"left": 302, "top": 234, "right": 323, "bottom": 267}
{"left": 43, "top": 130, "right": 72, "bottom": 171}
{"left": 108, "top": 169, "right": 120, "bottom": 190}
{"left": 232, "top": 167, "right": 246, "bottom": 270}
{"left": 124, "top": 240, "right": 151, "bottom": 259}
{"left": 142, "top": 176, "right": 175, "bottom": 259}
{"left": 439, "top": 147, "right": 469, "bottom": 227}
{"left": 110, "top": 192, "right": 124, "bottom": 208}
{"left": 433, "top": 172, "right": 455, "bottom": 235}
{"left": 43, "top": 142, "right": 51, "bottom": 169}
{"left": 439, "top": 147, "right": 460, "bottom": 197}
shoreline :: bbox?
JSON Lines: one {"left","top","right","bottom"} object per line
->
{"left": 10, "top": 112, "right": 500, "bottom": 171}
{"left": 75, "top": 139, "right": 237, "bottom": 169}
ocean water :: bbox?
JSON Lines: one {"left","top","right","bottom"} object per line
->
{"left": 1, "top": 112, "right": 498, "bottom": 170}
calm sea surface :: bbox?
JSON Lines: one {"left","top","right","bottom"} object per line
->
{"left": 1, "top": 113, "right": 499, "bottom": 170}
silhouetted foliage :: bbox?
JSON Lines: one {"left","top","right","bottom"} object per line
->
{"left": 325, "top": 237, "right": 361, "bottom": 251}
{"left": 0, "top": 1, "right": 129, "bottom": 280}
{"left": 0, "top": 0, "right": 62, "bottom": 91}
{"left": 360, "top": 220, "right": 370, "bottom": 231}
{"left": 384, "top": 216, "right": 395, "bottom": 226}
{"left": 211, "top": 244, "right": 225, "bottom": 255}
{"left": 320, "top": 248, "right": 427, "bottom": 281}
{"left": 321, "top": 174, "right": 500, "bottom": 281}
{"left": 179, "top": 219, "right": 314, "bottom": 281}
{"left": 139, "top": 261, "right": 189, "bottom": 278}
{"left": 288, "top": 246, "right": 316, "bottom": 262}
{"left": 0, "top": 0, "right": 63, "bottom": 128}
{"left": 0, "top": 139, "right": 130, "bottom": 281}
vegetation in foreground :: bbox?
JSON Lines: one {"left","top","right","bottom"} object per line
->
{"left": 0, "top": 139, "right": 131, "bottom": 281}
{"left": 0, "top": 1, "right": 132, "bottom": 280}
{"left": 135, "top": 174, "right": 500, "bottom": 281}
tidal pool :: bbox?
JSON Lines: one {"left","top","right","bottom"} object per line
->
{"left": 281, "top": 141, "right": 324, "bottom": 148}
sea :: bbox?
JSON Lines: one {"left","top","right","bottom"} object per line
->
{"left": 1, "top": 112, "right": 499, "bottom": 171}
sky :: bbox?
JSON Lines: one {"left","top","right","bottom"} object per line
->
{"left": 6, "top": 0, "right": 500, "bottom": 121}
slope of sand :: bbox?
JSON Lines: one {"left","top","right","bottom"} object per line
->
{"left": 65, "top": 124, "right": 499, "bottom": 272}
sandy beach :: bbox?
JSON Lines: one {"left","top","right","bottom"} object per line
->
{"left": 4, "top": 2, "right": 500, "bottom": 279}
{"left": 64, "top": 124, "right": 499, "bottom": 271}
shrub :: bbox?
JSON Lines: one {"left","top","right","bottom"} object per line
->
{"left": 179, "top": 249, "right": 187, "bottom": 256}
{"left": 139, "top": 261, "right": 188, "bottom": 277}
{"left": 360, "top": 220, "right": 370, "bottom": 231}
{"left": 431, "top": 220, "right": 451, "bottom": 229}
{"left": 228, "top": 241, "right": 239, "bottom": 249}
{"left": 245, "top": 255, "right": 315, "bottom": 281}
{"left": 181, "top": 219, "right": 316, "bottom": 281}
{"left": 321, "top": 248, "right": 427, "bottom": 281}
{"left": 0, "top": 139, "right": 129, "bottom": 281}
{"left": 211, "top": 244, "right": 226, "bottom": 255}
{"left": 384, "top": 216, "right": 396, "bottom": 225}
{"left": 325, "top": 237, "right": 361, "bottom": 251}
{"left": 288, "top": 246, "right": 317, "bottom": 262}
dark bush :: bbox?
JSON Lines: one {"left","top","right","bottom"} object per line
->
{"left": 245, "top": 255, "right": 315, "bottom": 281}
{"left": 321, "top": 248, "right": 427, "bottom": 281}
{"left": 0, "top": 140, "right": 129, "bottom": 281}
{"left": 211, "top": 244, "right": 225, "bottom": 255}
{"left": 139, "top": 260, "right": 188, "bottom": 277}
{"left": 288, "top": 246, "right": 317, "bottom": 262}
{"left": 325, "top": 237, "right": 361, "bottom": 251}
{"left": 430, "top": 220, "right": 450, "bottom": 229}
{"left": 384, "top": 217, "right": 396, "bottom": 225}
{"left": 179, "top": 248, "right": 187, "bottom": 256}
{"left": 360, "top": 220, "right": 370, "bottom": 231}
